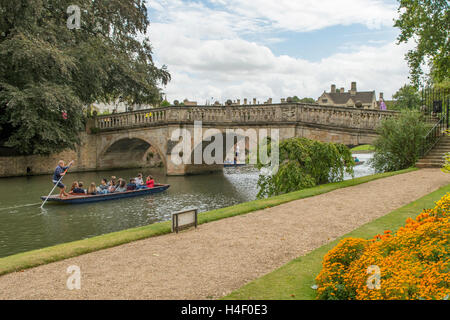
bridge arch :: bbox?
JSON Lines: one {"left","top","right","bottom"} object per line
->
{"left": 189, "top": 128, "right": 262, "bottom": 166}
{"left": 97, "top": 134, "right": 166, "bottom": 172}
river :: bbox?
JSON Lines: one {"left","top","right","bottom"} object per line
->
{"left": 0, "top": 153, "right": 374, "bottom": 258}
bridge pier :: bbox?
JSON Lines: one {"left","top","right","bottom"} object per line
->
{"left": 165, "top": 156, "right": 224, "bottom": 176}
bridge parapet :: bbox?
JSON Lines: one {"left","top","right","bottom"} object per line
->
{"left": 94, "top": 103, "right": 397, "bottom": 131}
{"left": 95, "top": 109, "right": 168, "bottom": 129}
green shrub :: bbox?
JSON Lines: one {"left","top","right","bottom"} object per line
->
{"left": 370, "top": 110, "right": 428, "bottom": 172}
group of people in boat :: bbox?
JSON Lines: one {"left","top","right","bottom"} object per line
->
{"left": 52, "top": 160, "right": 155, "bottom": 198}
{"left": 68, "top": 174, "right": 155, "bottom": 196}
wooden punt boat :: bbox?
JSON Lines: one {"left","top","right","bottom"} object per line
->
{"left": 40, "top": 184, "right": 170, "bottom": 204}
{"left": 354, "top": 161, "right": 365, "bottom": 166}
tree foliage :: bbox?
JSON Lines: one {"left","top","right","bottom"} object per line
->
{"left": 394, "top": 0, "right": 449, "bottom": 85}
{"left": 0, "top": 0, "right": 170, "bottom": 155}
{"left": 370, "top": 110, "right": 429, "bottom": 172}
{"left": 391, "top": 84, "right": 421, "bottom": 110}
{"left": 160, "top": 100, "right": 171, "bottom": 107}
{"left": 257, "top": 137, "right": 354, "bottom": 198}
{"left": 292, "top": 96, "right": 316, "bottom": 103}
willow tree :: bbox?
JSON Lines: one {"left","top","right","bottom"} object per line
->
{"left": 0, "top": 0, "right": 170, "bottom": 155}
{"left": 257, "top": 137, "right": 354, "bottom": 198}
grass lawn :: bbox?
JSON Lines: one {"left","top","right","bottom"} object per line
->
{"left": 351, "top": 144, "right": 375, "bottom": 152}
{"left": 0, "top": 167, "right": 417, "bottom": 276}
{"left": 224, "top": 182, "right": 450, "bottom": 300}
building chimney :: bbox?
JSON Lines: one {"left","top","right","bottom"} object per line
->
{"left": 350, "top": 82, "right": 357, "bottom": 95}
{"left": 268, "top": 98, "right": 272, "bottom": 104}
{"left": 331, "top": 84, "right": 336, "bottom": 93}
{"left": 253, "top": 98, "right": 257, "bottom": 105}
{"left": 243, "top": 98, "right": 247, "bottom": 105}
{"left": 281, "top": 98, "right": 286, "bottom": 103}
{"left": 379, "top": 92, "right": 384, "bottom": 100}
{"left": 237, "top": 99, "right": 241, "bottom": 105}
{"left": 340, "top": 87, "right": 345, "bottom": 94}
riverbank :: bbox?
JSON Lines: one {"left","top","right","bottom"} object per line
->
{"left": 0, "top": 168, "right": 448, "bottom": 299}
{"left": 350, "top": 144, "right": 375, "bottom": 153}
{"left": 351, "top": 150, "right": 374, "bottom": 154}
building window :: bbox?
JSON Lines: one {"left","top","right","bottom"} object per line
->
{"left": 322, "top": 99, "right": 328, "bottom": 103}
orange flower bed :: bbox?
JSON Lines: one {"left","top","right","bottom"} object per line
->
{"left": 315, "top": 193, "right": 450, "bottom": 300}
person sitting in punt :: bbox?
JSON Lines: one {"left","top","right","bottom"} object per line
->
{"left": 135, "top": 173, "right": 144, "bottom": 186}
{"left": 109, "top": 176, "right": 118, "bottom": 188}
{"left": 96, "top": 178, "right": 109, "bottom": 194}
{"left": 115, "top": 179, "right": 127, "bottom": 193}
{"left": 146, "top": 175, "right": 155, "bottom": 188}
{"left": 69, "top": 181, "right": 78, "bottom": 194}
{"left": 127, "top": 178, "right": 137, "bottom": 191}
{"left": 77, "top": 181, "right": 87, "bottom": 193}
{"left": 87, "top": 182, "right": 97, "bottom": 195}
{"left": 70, "top": 181, "right": 86, "bottom": 195}
{"left": 69, "top": 181, "right": 77, "bottom": 194}
{"left": 107, "top": 180, "right": 116, "bottom": 193}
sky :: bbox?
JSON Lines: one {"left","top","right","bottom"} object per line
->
{"left": 145, "top": 0, "right": 413, "bottom": 104}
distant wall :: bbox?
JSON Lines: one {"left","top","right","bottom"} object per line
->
{"left": 0, "top": 133, "right": 97, "bottom": 178}
{"left": 0, "top": 131, "right": 166, "bottom": 178}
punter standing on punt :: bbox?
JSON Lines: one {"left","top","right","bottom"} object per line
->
{"left": 53, "top": 160, "right": 74, "bottom": 198}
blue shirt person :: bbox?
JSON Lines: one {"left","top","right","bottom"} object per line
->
{"left": 52, "top": 160, "right": 74, "bottom": 198}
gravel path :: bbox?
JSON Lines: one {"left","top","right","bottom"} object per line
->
{"left": 0, "top": 169, "right": 448, "bottom": 299}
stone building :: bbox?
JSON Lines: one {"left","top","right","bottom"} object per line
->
{"left": 183, "top": 99, "right": 198, "bottom": 106}
{"left": 317, "top": 82, "right": 378, "bottom": 109}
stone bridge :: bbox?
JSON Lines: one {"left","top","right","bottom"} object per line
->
{"left": 89, "top": 103, "right": 395, "bottom": 175}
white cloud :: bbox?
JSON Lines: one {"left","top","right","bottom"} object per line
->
{"left": 146, "top": 0, "right": 410, "bottom": 103}
{"left": 226, "top": 0, "right": 398, "bottom": 32}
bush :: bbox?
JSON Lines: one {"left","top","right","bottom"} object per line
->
{"left": 257, "top": 137, "right": 354, "bottom": 198}
{"left": 370, "top": 110, "right": 429, "bottom": 172}
{"left": 315, "top": 193, "right": 450, "bottom": 300}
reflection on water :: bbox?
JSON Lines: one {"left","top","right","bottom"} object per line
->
{"left": 0, "top": 153, "right": 373, "bottom": 258}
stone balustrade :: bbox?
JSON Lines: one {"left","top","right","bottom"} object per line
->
{"left": 94, "top": 103, "right": 397, "bottom": 132}
{"left": 95, "top": 109, "right": 167, "bottom": 129}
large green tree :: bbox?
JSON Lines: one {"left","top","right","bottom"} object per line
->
{"left": 0, "top": 0, "right": 170, "bottom": 155}
{"left": 392, "top": 84, "right": 421, "bottom": 110}
{"left": 394, "top": 0, "right": 449, "bottom": 85}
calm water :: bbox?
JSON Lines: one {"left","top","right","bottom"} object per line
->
{"left": 0, "top": 153, "right": 373, "bottom": 258}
